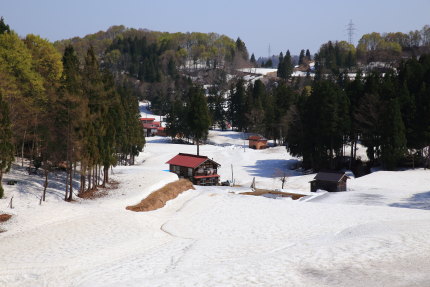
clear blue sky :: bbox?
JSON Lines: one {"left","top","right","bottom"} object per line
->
{"left": 2, "top": 0, "right": 430, "bottom": 57}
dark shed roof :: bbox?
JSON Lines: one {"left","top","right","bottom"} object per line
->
{"left": 313, "top": 172, "right": 347, "bottom": 182}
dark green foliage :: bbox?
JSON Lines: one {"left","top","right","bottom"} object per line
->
{"left": 207, "top": 88, "right": 227, "bottom": 130}
{"left": 286, "top": 80, "right": 350, "bottom": 170}
{"left": 277, "top": 50, "right": 293, "bottom": 80}
{"left": 235, "top": 37, "right": 249, "bottom": 61}
{"left": 305, "top": 49, "right": 311, "bottom": 60}
{"left": 0, "top": 92, "right": 14, "bottom": 198}
{"left": 250, "top": 53, "right": 256, "bottom": 64}
{"left": 315, "top": 41, "right": 356, "bottom": 74}
{"left": 228, "top": 79, "right": 248, "bottom": 131}
{"left": 166, "top": 98, "right": 188, "bottom": 139}
{"left": 0, "top": 17, "right": 10, "bottom": 34}
{"left": 380, "top": 98, "right": 407, "bottom": 170}
{"left": 188, "top": 86, "right": 211, "bottom": 143}
{"left": 298, "top": 49, "right": 305, "bottom": 65}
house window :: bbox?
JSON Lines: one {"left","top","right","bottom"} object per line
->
{"left": 173, "top": 165, "right": 180, "bottom": 174}
{"left": 188, "top": 168, "right": 193, "bottom": 177}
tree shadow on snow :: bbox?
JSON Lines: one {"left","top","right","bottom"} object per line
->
{"left": 244, "top": 159, "right": 301, "bottom": 178}
{"left": 389, "top": 191, "right": 430, "bottom": 210}
{"left": 4, "top": 164, "right": 80, "bottom": 201}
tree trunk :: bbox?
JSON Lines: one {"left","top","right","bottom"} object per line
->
{"left": 21, "top": 128, "right": 27, "bottom": 167}
{"left": 87, "top": 169, "right": 92, "bottom": 191}
{"left": 65, "top": 169, "right": 69, "bottom": 201}
{"left": 197, "top": 139, "right": 200, "bottom": 156}
{"left": 42, "top": 169, "right": 49, "bottom": 201}
{"left": 68, "top": 161, "right": 73, "bottom": 201}
{"left": 80, "top": 172, "right": 85, "bottom": 194}
{"left": 0, "top": 170, "right": 3, "bottom": 198}
{"left": 103, "top": 165, "right": 109, "bottom": 187}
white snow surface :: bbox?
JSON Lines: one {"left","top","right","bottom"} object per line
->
{"left": 1, "top": 131, "right": 430, "bottom": 286}
{"left": 139, "top": 101, "right": 165, "bottom": 125}
{"left": 238, "top": 68, "right": 277, "bottom": 75}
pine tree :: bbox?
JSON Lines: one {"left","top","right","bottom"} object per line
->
{"left": 188, "top": 86, "right": 211, "bottom": 155}
{"left": 250, "top": 53, "right": 256, "bottom": 64}
{"left": 235, "top": 37, "right": 249, "bottom": 60}
{"left": 0, "top": 17, "right": 10, "bottom": 34}
{"left": 278, "top": 50, "right": 293, "bottom": 80}
{"left": 305, "top": 49, "right": 311, "bottom": 60}
{"left": 228, "top": 79, "right": 248, "bottom": 131}
{"left": 0, "top": 92, "right": 14, "bottom": 198}
{"left": 380, "top": 98, "right": 407, "bottom": 170}
{"left": 299, "top": 49, "right": 305, "bottom": 65}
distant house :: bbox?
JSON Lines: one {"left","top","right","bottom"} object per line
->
{"left": 140, "top": 118, "right": 166, "bottom": 137}
{"left": 157, "top": 127, "right": 167, "bottom": 137}
{"left": 166, "top": 153, "right": 221, "bottom": 186}
{"left": 310, "top": 172, "right": 348, "bottom": 192}
{"left": 248, "top": 135, "right": 268, "bottom": 149}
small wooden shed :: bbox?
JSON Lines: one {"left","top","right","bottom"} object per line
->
{"left": 248, "top": 135, "right": 268, "bottom": 149}
{"left": 310, "top": 172, "right": 348, "bottom": 192}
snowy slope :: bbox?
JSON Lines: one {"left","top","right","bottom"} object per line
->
{"left": 1, "top": 131, "right": 430, "bottom": 286}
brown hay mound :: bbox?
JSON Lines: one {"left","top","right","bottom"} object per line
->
{"left": 126, "top": 179, "right": 195, "bottom": 212}
{"left": 0, "top": 214, "right": 12, "bottom": 223}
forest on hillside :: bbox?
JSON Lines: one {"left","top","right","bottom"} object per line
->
{"left": 1, "top": 16, "right": 430, "bottom": 199}
{"left": 0, "top": 18, "right": 144, "bottom": 199}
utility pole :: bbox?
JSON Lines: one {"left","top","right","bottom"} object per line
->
{"left": 346, "top": 20, "right": 356, "bottom": 45}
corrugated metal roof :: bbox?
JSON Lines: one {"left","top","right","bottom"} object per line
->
{"left": 313, "top": 172, "right": 347, "bottom": 182}
{"left": 166, "top": 153, "right": 220, "bottom": 168}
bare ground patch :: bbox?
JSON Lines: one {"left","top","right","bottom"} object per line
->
{"left": 126, "top": 179, "right": 195, "bottom": 212}
{"left": 0, "top": 214, "right": 12, "bottom": 233}
{"left": 241, "top": 189, "right": 306, "bottom": 200}
{"left": 0, "top": 214, "right": 12, "bottom": 223}
{"left": 78, "top": 180, "right": 120, "bottom": 199}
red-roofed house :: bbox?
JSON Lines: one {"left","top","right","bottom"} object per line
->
{"left": 166, "top": 153, "right": 221, "bottom": 185}
{"left": 140, "top": 118, "right": 156, "bottom": 124}
{"left": 140, "top": 118, "right": 166, "bottom": 137}
{"left": 248, "top": 135, "right": 268, "bottom": 149}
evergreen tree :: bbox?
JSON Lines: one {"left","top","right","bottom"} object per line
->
{"left": 0, "top": 17, "right": 10, "bottom": 34}
{"left": 246, "top": 80, "right": 265, "bottom": 133}
{"left": 278, "top": 50, "right": 293, "bottom": 80}
{"left": 299, "top": 49, "right": 305, "bottom": 65}
{"left": 0, "top": 92, "right": 14, "bottom": 198}
{"left": 380, "top": 98, "right": 407, "bottom": 169}
{"left": 235, "top": 37, "right": 249, "bottom": 60}
{"left": 305, "top": 49, "right": 311, "bottom": 60}
{"left": 250, "top": 53, "right": 256, "bottom": 64}
{"left": 228, "top": 79, "right": 247, "bottom": 131}
{"left": 187, "top": 86, "right": 211, "bottom": 155}
{"left": 277, "top": 52, "right": 285, "bottom": 78}
{"left": 166, "top": 98, "right": 186, "bottom": 141}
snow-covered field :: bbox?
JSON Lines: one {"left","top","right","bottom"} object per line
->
{"left": 1, "top": 131, "right": 430, "bottom": 287}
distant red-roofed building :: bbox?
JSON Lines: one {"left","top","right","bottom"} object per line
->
{"left": 248, "top": 135, "right": 268, "bottom": 149}
{"left": 157, "top": 127, "right": 167, "bottom": 137}
{"left": 166, "top": 153, "right": 221, "bottom": 185}
{"left": 140, "top": 118, "right": 166, "bottom": 136}
{"left": 140, "top": 118, "right": 156, "bottom": 124}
